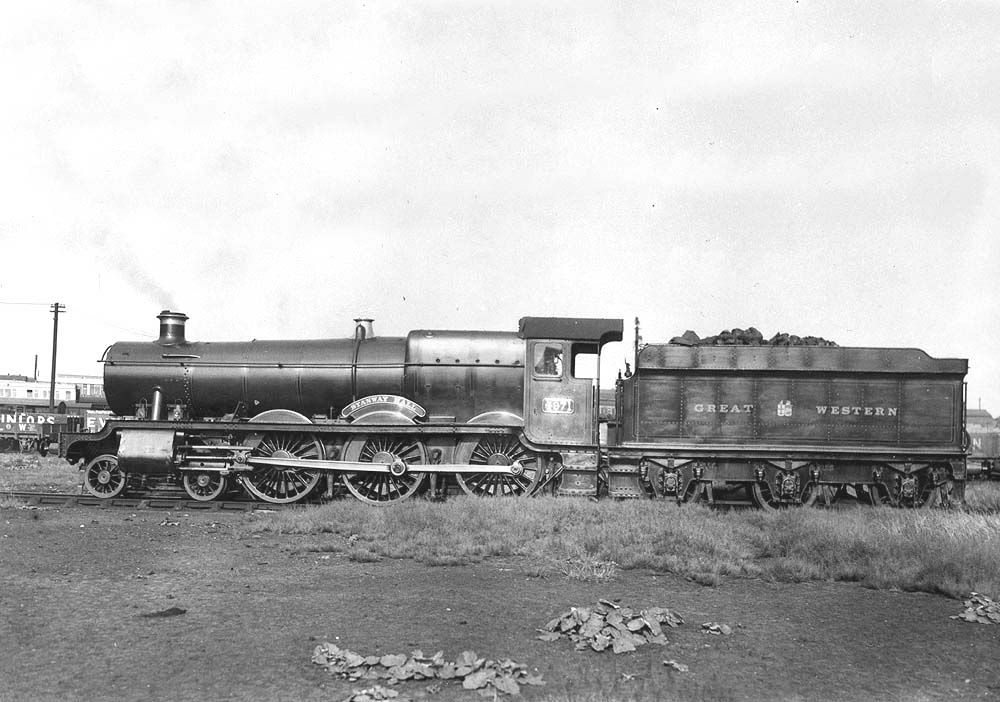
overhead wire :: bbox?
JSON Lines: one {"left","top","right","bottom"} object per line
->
{"left": 0, "top": 300, "right": 152, "bottom": 337}
{"left": 73, "top": 311, "right": 153, "bottom": 339}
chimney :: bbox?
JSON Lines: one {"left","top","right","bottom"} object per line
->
{"left": 354, "top": 318, "right": 374, "bottom": 340}
{"left": 157, "top": 310, "right": 188, "bottom": 345}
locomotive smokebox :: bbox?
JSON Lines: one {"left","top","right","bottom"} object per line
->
{"left": 157, "top": 311, "right": 188, "bottom": 346}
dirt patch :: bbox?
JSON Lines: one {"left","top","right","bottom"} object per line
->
{"left": 1, "top": 505, "right": 998, "bottom": 702}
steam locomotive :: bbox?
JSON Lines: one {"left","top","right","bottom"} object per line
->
{"left": 60, "top": 311, "right": 969, "bottom": 507}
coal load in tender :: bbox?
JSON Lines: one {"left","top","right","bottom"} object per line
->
{"left": 668, "top": 327, "right": 838, "bottom": 347}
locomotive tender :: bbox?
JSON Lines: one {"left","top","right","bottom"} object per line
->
{"left": 60, "top": 311, "right": 969, "bottom": 507}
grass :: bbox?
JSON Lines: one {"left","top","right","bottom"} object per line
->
{"left": 530, "top": 653, "right": 715, "bottom": 702}
{"left": 247, "top": 487, "right": 1000, "bottom": 599}
{"left": 558, "top": 556, "right": 619, "bottom": 582}
{"left": 0, "top": 453, "right": 81, "bottom": 494}
{"left": 964, "top": 478, "right": 1000, "bottom": 513}
{"left": 4, "top": 453, "right": 999, "bottom": 599}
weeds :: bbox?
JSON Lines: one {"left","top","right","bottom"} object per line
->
{"left": 0, "top": 453, "right": 81, "bottom": 493}
{"left": 965, "top": 479, "right": 1000, "bottom": 513}
{"left": 558, "top": 557, "right": 619, "bottom": 582}
{"left": 5, "top": 454, "right": 999, "bottom": 599}
{"left": 247, "top": 493, "right": 1000, "bottom": 599}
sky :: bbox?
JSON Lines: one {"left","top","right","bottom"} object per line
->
{"left": 1, "top": 1, "right": 998, "bottom": 411}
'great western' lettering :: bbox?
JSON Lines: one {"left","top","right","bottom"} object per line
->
{"left": 692, "top": 404, "right": 753, "bottom": 413}
{"left": 815, "top": 405, "right": 898, "bottom": 416}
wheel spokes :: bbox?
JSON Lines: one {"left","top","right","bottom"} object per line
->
{"left": 342, "top": 435, "right": 426, "bottom": 504}
{"left": 456, "top": 437, "right": 541, "bottom": 497}
{"left": 182, "top": 472, "right": 228, "bottom": 501}
{"left": 242, "top": 432, "right": 322, "bottom": 504}
{"left": 83, "top": 455, "right": 127, "bottom": 498}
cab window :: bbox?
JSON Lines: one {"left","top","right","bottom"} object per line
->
{"left": 570, "top": 344, "right": 599, "bottom": 379}
{"left": 532, "top": 344, "right": 563, "bottom": 378}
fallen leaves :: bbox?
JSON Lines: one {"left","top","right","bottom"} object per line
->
{"left": 951, "top": 593, "right": 1000, "bottom": 625}
{"left": 538, "top": 602, "right": 684, "bottom": 653}
{"left": 319, "top": 600, "right": 740, "bottom": 700}
{"left": 378, "top": 654, "right": 407, "bottom": 668}
{"left": 139, "top": 606, "right": 187, "bottom": 618}
{"left": 701, "top": 622, "right": 733, "bottom": 636}
{"left": 312, "top": 644, "right": 544, "bottom": 698}
{"left": 663, "top": 659, "right": 689, "bottom": 672}
{"left": 341, "top": 685, "right": 398, "bottom": 701}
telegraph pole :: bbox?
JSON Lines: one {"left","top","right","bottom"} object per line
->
{"left": 49, "top": 302, "right": 65, "bottom": 411}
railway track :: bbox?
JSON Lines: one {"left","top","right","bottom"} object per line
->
{"left": 4, "top": 490, "right": 286, "bottom": 511}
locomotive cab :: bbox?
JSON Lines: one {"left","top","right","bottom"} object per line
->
{"left": 518, "top": 317, "right": 623, "bottom": 447}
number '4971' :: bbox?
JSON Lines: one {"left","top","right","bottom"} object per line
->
{"left": 541, "top": 397, "right": 574, "bottom": 414}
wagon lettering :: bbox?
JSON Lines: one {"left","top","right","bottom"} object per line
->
{"left": 815, "top": 405, "right": 897, "bottom": 417}
{"left": 693, "top": 403, "right": 753, "bottom": 413}
{"left": 1, "top": 421, "right": 43, "bottom": 432}
{"left": 1, "top": 413, "right": 54, "bottom": 424}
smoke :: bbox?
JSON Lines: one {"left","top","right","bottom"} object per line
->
{"left": 92, "top": 228, "right": 178, "bottom": 310}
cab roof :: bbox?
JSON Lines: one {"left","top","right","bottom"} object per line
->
{"left": 518, "top": 317, "right": 623, "bottom": 346}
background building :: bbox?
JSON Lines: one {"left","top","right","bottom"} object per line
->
{"left": 1, "top": 374, "right": 109, "bottom": 450}
{"left": 0, "top": 374, "right": 105, "bottom": 408}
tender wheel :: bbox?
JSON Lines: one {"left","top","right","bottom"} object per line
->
{"left": 648, "top": 463, "right": 687, "bottom": 502}
{"left": 240, "top": 432, "right": 322, "bottom": 504}
{"left": 341, "top": 435, "right": 426, "bottom": 504}
{"left": 752, "top": 480, "right": 809, "bottom": 510}
{"left": 888, "top": 472, "right": 933, "bottom": 508}
{"left": 182, "top": 472, "right": 228, "bottom": 501}
{"left": 454, "top": 436, "right": 542, "bottom": 497}
{"left": 83, "top": 454, "right": 127, "bottom": 498}
{"left": 751, "top": 467, "right": 808, "bottom": 510}
{"left": 802, "top": 483, "right": 840, "bottom": 507}
{"left": 860, "top": 483, "right": 891, "bottom": 506}
{"left": 682, "top": 481, "right": 707, "bottom": 504}
{"left": 804, "top": 483, "right": 880, "bottom": 507}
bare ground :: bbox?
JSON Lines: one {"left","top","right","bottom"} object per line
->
{"left": 1, "top": 505, "right": 998, "bottom": 702}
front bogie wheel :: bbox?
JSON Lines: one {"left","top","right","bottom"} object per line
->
{"left": 182, "top": 472, "right": 228, "bottom": 501}
{"left": 83, "top": 454, "right": 127, "bottom": 498}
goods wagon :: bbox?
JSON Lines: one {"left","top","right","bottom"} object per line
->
{"left": 968, "top": 429, "right": 1000, "bottom": 480}
{"left": 0, "top": 405, "right": 81, "bottom": 453}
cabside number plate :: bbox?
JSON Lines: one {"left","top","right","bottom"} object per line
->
{"left": 542, "top": 398, "right": 574, "bottom": 414}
